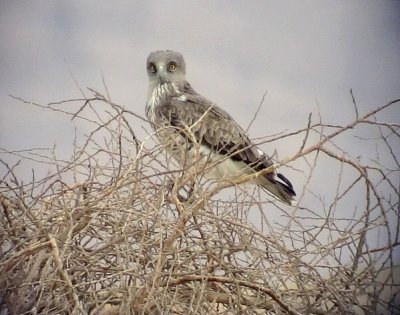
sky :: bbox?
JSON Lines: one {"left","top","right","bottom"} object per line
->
{"left": 1, "top": 1, "right": 399, "bottom": 263}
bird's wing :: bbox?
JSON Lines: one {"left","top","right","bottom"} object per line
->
{"left": 155, "top": 84, "right": 273, "bottom": 171}
{"left": 154, "top": 82, "right": 296, "bottom": 200}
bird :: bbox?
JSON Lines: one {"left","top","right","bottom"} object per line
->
{"left": 145, "top": 50, "right": 296, "bottom": 205}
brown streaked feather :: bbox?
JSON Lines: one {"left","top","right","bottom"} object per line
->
{"left": 156, "top": 86, "right": 296, "bottom": 199}
{"left": 156, "top": 86, "right": 272, "bottom": 171}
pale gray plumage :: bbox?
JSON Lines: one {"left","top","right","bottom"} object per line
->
{"left": 145, "top": 50, "right": 296, "bottom": 205}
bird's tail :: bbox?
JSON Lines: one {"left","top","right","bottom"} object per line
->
{"left": 259, "top": 172, "right": 296, "bottom": 206}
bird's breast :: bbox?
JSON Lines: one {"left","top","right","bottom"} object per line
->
{"left": 146, "top": 82, "right": 182, "bottom": 123}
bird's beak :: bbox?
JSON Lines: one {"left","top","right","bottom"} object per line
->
{"left": 156, "top": 65, "right": 168, "bottom": 84}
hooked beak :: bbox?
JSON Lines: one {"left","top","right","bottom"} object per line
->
{"left": 156, "top": 65, "right": 168, "bottom": 84}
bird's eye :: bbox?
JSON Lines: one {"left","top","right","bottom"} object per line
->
{"left": 148, "top": 63, "right": 157, "bottom": 73}
{"left": 168, "top": 62, "right": 177, "bottom": 72}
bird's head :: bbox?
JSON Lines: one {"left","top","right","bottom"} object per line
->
{"left": 146, "top": 50, "right": 186, "bottom": 86}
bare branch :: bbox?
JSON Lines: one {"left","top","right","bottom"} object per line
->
{"left": 1, "top": 91, "right": 399, "bottom": 314}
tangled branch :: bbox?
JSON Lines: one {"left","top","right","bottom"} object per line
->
{"left": 1, "top": 91, "right": 399, "bottom": 314}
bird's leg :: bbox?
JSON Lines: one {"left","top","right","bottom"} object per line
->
{"left": 166, "top": 178, "right": 189, "bottom": 203}
{"left": 174, "top": 180, "right": 195, "bottom": 203}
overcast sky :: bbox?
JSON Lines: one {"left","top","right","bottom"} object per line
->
{"left": 1, "top": 1, "right": 399, "bottom": 262}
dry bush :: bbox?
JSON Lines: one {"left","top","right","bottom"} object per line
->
{"left": 1, "top": 91, "right": 399, "bottom": 314}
